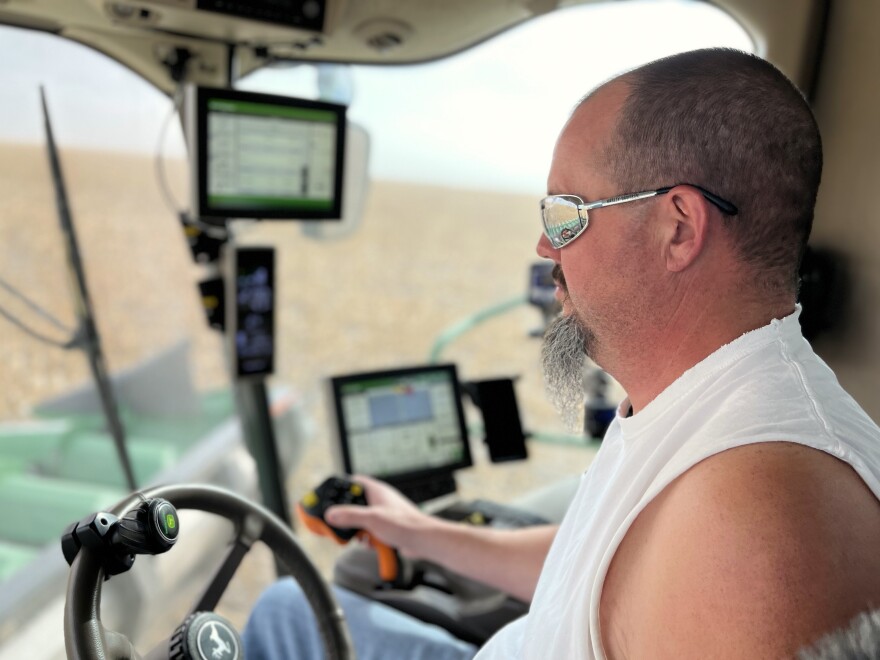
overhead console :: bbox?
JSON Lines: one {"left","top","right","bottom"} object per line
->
{"left": 0, "top": 0, "right": 577, "bottom": 92}
{"left": 95, "top": 0, "right": 342, "bottom": 39}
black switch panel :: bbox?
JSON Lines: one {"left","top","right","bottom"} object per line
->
{"left": 196, "top": 0, "right": 325, "bottom": 31}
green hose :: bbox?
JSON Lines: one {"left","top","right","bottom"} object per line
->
{"left": 428, "top": 294, "right": 528, "bottom": 363}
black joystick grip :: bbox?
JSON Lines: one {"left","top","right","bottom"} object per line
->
{"left": 297, "top": 476, "right": 367, "bottom": 542}
{"left": 111, "top": 498, "right": 180, "bottom": 556}
{"left": 297, "top": 476, "right": 401, "bottom": 583}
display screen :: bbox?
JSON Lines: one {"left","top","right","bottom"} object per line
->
{"left": 231, "top": 247, "right": 275, "bottom": 378}
{"left": 331, "top": 365, "right": 472, "bottom": 479}
{"left": 189, "top": 86, "right": 345, "bottom": 220}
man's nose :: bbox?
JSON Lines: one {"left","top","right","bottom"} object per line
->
{"left": 536, "top": 232, "right": 560, "bottom": 261}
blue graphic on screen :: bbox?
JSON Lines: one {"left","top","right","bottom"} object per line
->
{"left": 369, "top": 391, "right": 432, "bottom": 427}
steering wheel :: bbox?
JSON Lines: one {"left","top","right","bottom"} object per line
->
{"left": 64, "top": 484, "right": 355, "bottom": 660}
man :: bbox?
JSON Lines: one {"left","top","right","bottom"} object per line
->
{"left": 244, "top": 48, "right": 880, "bottom": 659}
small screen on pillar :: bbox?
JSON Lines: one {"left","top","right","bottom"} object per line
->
{"left": 230, "top": 247, "right": 275, "bottom": 378}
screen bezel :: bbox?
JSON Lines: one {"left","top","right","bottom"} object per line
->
{"left": 330, "top": 363, "right": 474, "bottom": 483}
{"left": 190, "top": 85, "right": 346, "bottom": 221}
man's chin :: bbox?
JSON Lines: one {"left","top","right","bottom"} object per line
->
{"left": 558, "top": 306, "right": 596, "bottom": 359}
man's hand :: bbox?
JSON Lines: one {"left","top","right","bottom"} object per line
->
{"left": 324, "top": 474, "right": 558, "bottom": 602}
{"left": 324, "top": 475, "right": 439, "bottom": 559}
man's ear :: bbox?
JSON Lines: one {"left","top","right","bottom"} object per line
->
{"left": 662, "top": 187, "right": 710, "bottom": 273}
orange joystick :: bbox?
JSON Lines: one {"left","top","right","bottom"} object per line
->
{"left": 296, "top": 476, "right": 400, "bottom": 583}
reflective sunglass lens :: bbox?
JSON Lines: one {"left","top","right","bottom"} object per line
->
{"left": 541, "top": 196, "right": 584, "bottom": 246}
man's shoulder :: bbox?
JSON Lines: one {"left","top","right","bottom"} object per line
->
{"left": 601, "top": 441, "right": 880, "bottom": 659}
{"left": 653, "top": 442, "right": 880, "bottom": 558}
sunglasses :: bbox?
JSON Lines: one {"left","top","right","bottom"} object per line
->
{"left": 540, "top": 184, "right": 738, "bottom": 249}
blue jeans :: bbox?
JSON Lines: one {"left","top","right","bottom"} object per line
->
{"left": 243, "top": 578, "right": 479, "bottom": 660}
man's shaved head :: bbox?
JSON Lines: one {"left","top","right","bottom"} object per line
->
{"left": 600, "top": 48, "right": 823, "bottom": 295}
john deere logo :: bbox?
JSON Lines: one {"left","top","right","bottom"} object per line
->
{"left": 155, "top": 502, "right": 179, "bottom": 541}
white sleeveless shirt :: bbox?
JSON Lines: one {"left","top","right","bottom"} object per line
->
{"left": 477, "top": 308, "right": 880, "bottom": 659}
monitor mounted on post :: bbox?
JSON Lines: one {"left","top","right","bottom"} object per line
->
{"left": 329, "top": 364, "right": 473, "bottom": 503}
{"left": 186, "top": 85, "right": 346, "bottom": 220}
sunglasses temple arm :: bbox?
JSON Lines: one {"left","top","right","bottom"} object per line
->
{"left": 659, "top": 185, "right": 739, "bottom": 216}
{"left": 700, "top": 190, "right": 739, "bottom": 215}
{"left": 589, "top": 190, "right": 662, "bottom": 210}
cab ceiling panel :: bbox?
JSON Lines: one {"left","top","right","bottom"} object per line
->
{"left": 0, "top": 0, "right": 589, "bottom": 90}
{"left": 0, "top": 0, "right": 822, "bottom": 95}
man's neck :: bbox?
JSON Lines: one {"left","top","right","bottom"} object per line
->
{"left": 608, "top": 298, "right": 796, "bottom": 414}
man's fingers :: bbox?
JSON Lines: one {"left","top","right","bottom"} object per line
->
{"left": 325, "top": 503, "right": 370, "bottom": 528}
{"left": 350, "top": 474, "right": 385, "bottom": 499}
{"left": 351, "top": 473, "right": 380, "bottom": 486}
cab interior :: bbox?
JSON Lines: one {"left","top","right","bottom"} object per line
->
{"left": 0, "top": 0, "right": 878, "bottom": 658}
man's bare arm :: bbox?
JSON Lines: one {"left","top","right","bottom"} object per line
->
{"left": 409, "top": 519, "right": 557, "bottom": 602}
{"left": 601, "top": 442, "right": 880, "bottom": 659}
{"left": 325, "top": 475, "right": 557, "bottom": 602}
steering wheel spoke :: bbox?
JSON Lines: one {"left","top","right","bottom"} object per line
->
{"left": 189, "top": 513, "right": 263, "bottom": 614}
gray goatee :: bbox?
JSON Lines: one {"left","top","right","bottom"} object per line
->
{"left": 541, "top": 313, "right": 589, "bottom": 432}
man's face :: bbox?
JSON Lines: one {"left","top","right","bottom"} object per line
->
{"left": 538, "top": 82, "right": 659, "bottom": 424}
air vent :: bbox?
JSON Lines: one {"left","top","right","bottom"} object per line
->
{"left": 105, "top": 2, "right": 161, "bottom": 25}
{"left": 366, "top": 32, "right": 403, "bottom": 52}
{"left": 354, "top": 18, "right": 412, "bottom": 54}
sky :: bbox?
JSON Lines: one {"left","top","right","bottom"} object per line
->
{"left": 0, "top": 0, "right": 752, "bottom": 194}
